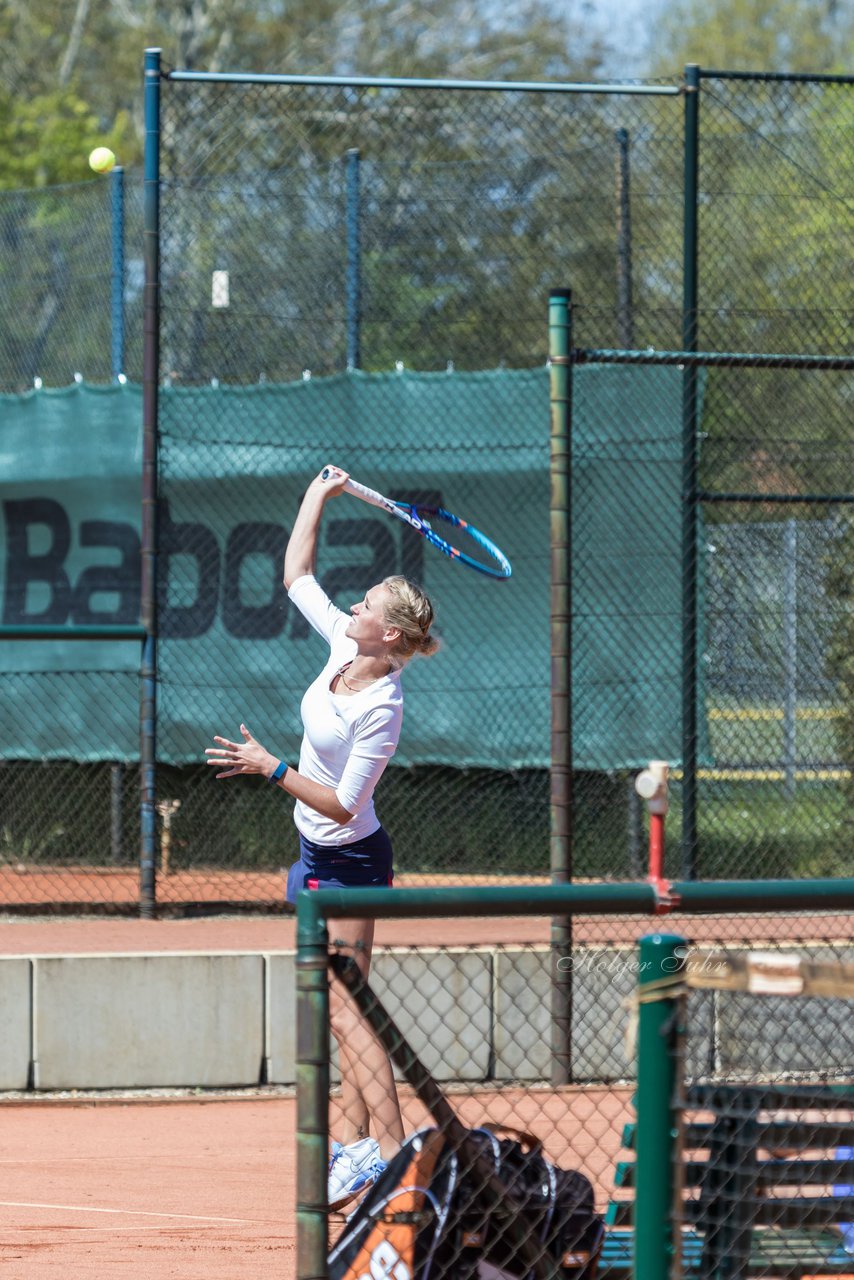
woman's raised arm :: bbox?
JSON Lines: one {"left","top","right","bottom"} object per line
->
{"left": 283, "top": 466, "right": 349, "bottom": 589}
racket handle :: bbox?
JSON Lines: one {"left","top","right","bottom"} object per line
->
{"left": 320, "top": 468, "right": 396, "bottom": 513}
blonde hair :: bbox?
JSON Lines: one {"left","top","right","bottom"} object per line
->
{"left": 381, "top": 576, "right": 439, "bottom": 665}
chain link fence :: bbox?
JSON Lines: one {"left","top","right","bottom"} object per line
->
{"left": 157, "top": 78, "right": 684, "bottom": 381}
{"left": 0, "top": 175, "right": 144, "bottom": 391}
{"left": 1, "top": 68, "right": 853, "bottom": 910}
{"left": 150, "top": 72, "right": 685, "bottom": 910}
{"left": 691, "top": 75, "right": 854, "bottom": 876}
{"left": 295, "top": 887, "right": 854, "bottom": 1280}
{"left": 694, "top": 76, "right": 854, "bottom": 355}
{"left": 568, "top": 72, "right": 854, "bottom": 885}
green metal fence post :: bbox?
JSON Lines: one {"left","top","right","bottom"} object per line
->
{"left": 681, "top": 63, "right": 701, "bottom": 880}
{"left": 296, "top": 891, "right": 330, "bottom": 1280}
{"left": 549, "top": 287, "right": 573, "bottom": 1084}
{"left": 635, "top": 932, "right": 686, "bottom": 1280}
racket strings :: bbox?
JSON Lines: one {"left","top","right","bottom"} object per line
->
{"left": 407, "top": 504, "right": 511, "bottom": 579}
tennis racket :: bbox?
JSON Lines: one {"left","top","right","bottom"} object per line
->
{"left": 320, "top": 468, "right": 512, "bottom": 579}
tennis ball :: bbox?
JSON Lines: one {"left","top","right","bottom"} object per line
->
{"left": 89, "top": 147, "right": 116, "bottom": 174}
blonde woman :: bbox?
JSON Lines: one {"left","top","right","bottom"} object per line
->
{"left": 206, "top": 465, "right": 438, "bottom": 1208}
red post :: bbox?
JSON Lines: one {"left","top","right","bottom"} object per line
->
{"left": 635, "top": 761, "right": 670, "bottom": 896}
{"left": 648, "top": 811, "right": 665, "bottom": 884}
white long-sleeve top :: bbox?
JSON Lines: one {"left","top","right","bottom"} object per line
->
{"left": 287, "top": 574, "right": 403, "bottom": 844}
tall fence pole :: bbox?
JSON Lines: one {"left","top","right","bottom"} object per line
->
{"left": 109, "top": 157, "right": 128, "bottom": 871}
{"left": 141, "top": 47, "right": 162, "bottom": 918}
{"left": 680, "top": 63, "right": 701, "bottom": 879}
{"left": 296, "top": 892, "right": 330, "bottom": 1280}
{"left": 615, "top": 125, "right": 644, "bottom": 868}
{"left": 111, "top": 164, "right": 125, "bottom": 381}
{"left": 345, "top": 148, "right": 361, "bottom": 371}
{"left": 635, "top": 932, "right": 686, "bottom": 1280}
{"left": 549, "top": 287, "right": 573, "bottom": 1084}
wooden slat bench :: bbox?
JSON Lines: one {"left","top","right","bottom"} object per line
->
{"left": 600, "top": 1083, "right": 854, "bottom": 1280}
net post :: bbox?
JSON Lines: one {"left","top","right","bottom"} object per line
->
{"left": 635, "top": 932, "right": 686, "bottom": 1280}
{"left": 549, "top": 287, "right": 573, "bottom": 1084}
{"left": 296, "top": 891, "right": 330, "bottom": 1280}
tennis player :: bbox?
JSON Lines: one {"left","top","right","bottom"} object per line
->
{"left": 205, "top": 464, "right": 438, "bottom": 1209}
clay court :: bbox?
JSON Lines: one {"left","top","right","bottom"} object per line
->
{"left": 0, "top": 1082, "right": 638, "bottom": 1280}
{"left": 0, "top": 1096, "right": 296, "bottom": 1280}
{"left": 1, "top": 902, "right": 849, "bottom": 1278}
{"left": 2, "top": 901, "right": 850, "bottom": 952}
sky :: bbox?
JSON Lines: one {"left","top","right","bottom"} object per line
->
{"left": 586, "top": 0, "right": 664, "bottom": 77}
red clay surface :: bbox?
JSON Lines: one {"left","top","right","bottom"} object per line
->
{"left": 0, "top": 1097, "right": 296, "bottom": 1280}
{"left": 0, "top": 910, "right": 850, "bottom": 956}
{"left": 0, "top": 902, "right": 849, "bottom": 1277}
{"left": 0, "top": 1085, "right": 633, "bottom": 1280}
{"left": 0, "top": 868, "right": 551, "bottom": 911}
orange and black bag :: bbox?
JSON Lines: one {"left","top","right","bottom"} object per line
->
{"left": 329, "top": 1125, "right": 603, "bottom": 1280}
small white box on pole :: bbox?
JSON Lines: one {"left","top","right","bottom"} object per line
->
{"left": 211, "top": 270, "right": 230, "bottom": 308}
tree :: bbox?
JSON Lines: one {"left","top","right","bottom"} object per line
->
{"left": 0, "top": 88, "right": 128, "bottom": 188}
{"left": 0, "top": 0, "right": 614, "bottom": 386}
{"left": 646, "top": 0, "right": 854, "bottom": 76}
{"left": 1, "top": 0, "right": 611, "bottom": 180}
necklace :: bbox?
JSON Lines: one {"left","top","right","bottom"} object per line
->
{"left": 337, "top": 662, "right": 385, "bottom": 691}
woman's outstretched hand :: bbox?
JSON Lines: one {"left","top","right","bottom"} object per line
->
{"left": 205, "top": 723, "right": 277, "bottom": 780}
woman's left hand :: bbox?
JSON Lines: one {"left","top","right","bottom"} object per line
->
{"left": 205, "top": 723, "right": 277, "bottom": 779}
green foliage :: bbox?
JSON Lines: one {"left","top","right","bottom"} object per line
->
{"left": 4, "top": 0, "right": 852, "bottom": 201}
{"left": 649, "top": 0, "right": 854, "bottom": 76}
{"left": 0, "top": 89, "right": 129, "bottom": 190}
{"left": 823, "top": 512, "right": 854, "bottom": 836}
{"left": 2, "top": 0, "right": 608, "bottom": 192}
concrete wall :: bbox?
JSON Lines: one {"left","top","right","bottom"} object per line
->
{"left": 0, "top": 944, "right": 846, "bottom": 1092}
{"left": 0, "top": 959, "right": 32, "bottom": 1090}
{"left": 32, "top": 953, "right": 265, "bottom": 1089}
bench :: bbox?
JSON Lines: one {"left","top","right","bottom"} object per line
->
{"left": 600, "top": 1083, "right": 854, "bottom": 1280}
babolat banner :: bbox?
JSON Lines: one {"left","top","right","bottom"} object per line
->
{"left": 0, "top": 369, "right": 695, "bottom": 768}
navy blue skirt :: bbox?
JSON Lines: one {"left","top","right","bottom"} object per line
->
{"left": 285, "top": 825, "right": 394, "bottom": 904}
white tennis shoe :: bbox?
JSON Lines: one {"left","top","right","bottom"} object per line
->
{"left": 328, "top": 1137, "right": 384, "bottom": 1209}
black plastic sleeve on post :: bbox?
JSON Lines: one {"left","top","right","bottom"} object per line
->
{"left": 680, "top": 63, "right": 701, "bottom": 881}
{"left": 111, "top": 165, "right": 125, "bottom": 381}
{"left": 615, "top": 129, "right": 634, "bottom": 349}
{"left": 549, "top": 287, "right": 573, "bottom": 887}
{"left": 345, "top": 148, "right": 361, "bottom": 371}
{"left": 549, "top": 288, "right": 573, "bottom": 1085}
{"left": 140, "top": 47, "right": 162, "bottom": 919}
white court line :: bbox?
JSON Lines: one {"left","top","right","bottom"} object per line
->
{"left": 0, "top": 1157, "right": 163, "bottom": 1164}
{"left": 3, "top": 1224, "right": 218, "bottom": 1237}
{"left": 0, "top": 1200, "right": 265, "bottom": 1225}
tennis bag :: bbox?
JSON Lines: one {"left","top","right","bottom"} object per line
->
{"left": 328, "top": 1125, "right": 604, "bottom": 1280}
